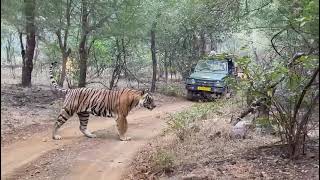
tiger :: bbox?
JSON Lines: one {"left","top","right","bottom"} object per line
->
{"left": 49, "top": 62, "right": 156, "bottom": 141}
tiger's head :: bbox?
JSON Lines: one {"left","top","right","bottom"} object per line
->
{"left": 139, "top": 89, "right": 156, "bottom": 110}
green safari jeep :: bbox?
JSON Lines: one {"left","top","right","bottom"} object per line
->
{"left": 185, "top": 55, "right": 236, "bottom": 101}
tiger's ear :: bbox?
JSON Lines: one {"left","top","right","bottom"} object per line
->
{"left": 141, "top": 88, "right": 149, "bottom": 95}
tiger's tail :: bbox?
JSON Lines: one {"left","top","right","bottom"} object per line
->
{"left": 49, "top": 62, "right": 69, "bottom": 93}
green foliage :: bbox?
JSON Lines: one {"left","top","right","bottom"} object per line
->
{"left": 231, "top": 0, "right": 319, "bottom": 157}
{"left": 1, "top": 0, "right": 244, "bottom": 86}
{"left": 1, "top": 0, "right": 24, "bottom": 31}
{"left": 153, "top": 0, "right": 241, "bottom": 79}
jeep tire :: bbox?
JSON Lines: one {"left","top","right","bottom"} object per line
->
{"left": 186, "top": 90, "right": 195, "bottom": 101}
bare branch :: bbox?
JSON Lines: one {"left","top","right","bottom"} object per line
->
{"left": 267, "top": 52, "right": 309, "bottom": 89}
{"left": 88, "top": 38, "right": 95, "bottom": 53}
{"left": 63, "top": 0, "right": 72, "bottom": 50}
{"left": 241, "top": 0, "right": 273, "bottom": 17}
{"left": 123, "top": 66, "right": 149, "bottom": 87}
{"left": 289, "top": 23, "right": 312, "bottom": 50}
{"left": 297, "top": 91, "right": 319, "bottom": 135}
{"left": 56, "top": 30, "right": 63, "bottom": 50}
{"left": 293, "top": 67, "right": 319, "bottom": 121}
{"left": 88, "top": 0, "right": 127, "bottom": 32}
{"left": 230, "top": 97, "right": 266, "bottom": 125}
{"left": 271, "top": 28, "right": 286, "bottom": 58}
{"left": 287, "top": 52, "right": 306, "bottom": 67}
{"left": 19, "top": 32, "right": 26, "bottom": 59}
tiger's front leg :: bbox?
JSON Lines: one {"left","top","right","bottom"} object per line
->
{"left": 77, "top": 112, "right": 97, "bottom": 138}
{"left": 116, "top": 115, "right": 131, "bottom": 141}
{"left": 53, "top": 109, "right": 73, "bottom": 140}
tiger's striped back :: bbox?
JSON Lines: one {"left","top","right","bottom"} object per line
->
{"left": 62, "top": 88, "right": 142, "bottom": 117}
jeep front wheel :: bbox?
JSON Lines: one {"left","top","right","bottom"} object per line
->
{"left": 186, "top": 90, "right": 195, "bottom": 101}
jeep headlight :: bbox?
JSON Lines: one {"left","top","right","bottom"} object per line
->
{"left": 187, "top": 78, "right": 196, "bottom": 84}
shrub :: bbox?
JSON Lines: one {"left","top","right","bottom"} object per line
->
{"left": 158, "top": 83, "right": 185, "bottom": 97}
{"left": 152, "top": 149, "right": 174, "bottom": 172}
{"left": 166, "top": 101, "right": 223, "bottom": 141}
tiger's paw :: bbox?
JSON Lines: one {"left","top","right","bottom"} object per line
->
{"left": 53, "top": 135, "right": 62, "bottom": 140}
{"left": 82, "top": 129, "right": 97, "bottom": 138}
{"left": 120, "top": 136, "right": 131, "bottom": 141}
{"left": 86, "top": 133, "right": 97, "bottom": 138}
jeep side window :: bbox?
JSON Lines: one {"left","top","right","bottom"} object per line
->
{"left": 227, "top": 60, "right": 234, "bottom": 74}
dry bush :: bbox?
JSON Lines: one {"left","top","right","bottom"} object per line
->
{"left": 151, "top": 149, "right": 174, "bottom": 173}
{"left": 166, "top": 96, "right": 243, "bottom": 141}
{"left": 157, "top": 82, "right": 186, "bottom": 97}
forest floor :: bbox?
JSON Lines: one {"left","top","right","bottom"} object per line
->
{"left": 1, "top": 83, "right": 319, "bottom": 180}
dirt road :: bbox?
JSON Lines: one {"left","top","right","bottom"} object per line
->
{"left": 2, "top": 98, "right": 193, "bottom": 180}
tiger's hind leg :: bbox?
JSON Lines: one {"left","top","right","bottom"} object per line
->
{"left": 53, "top": 109, "right": 73, "bottom": 140}
{"left": 77, "top": 112, "right": 97, "bottom": 138}
{"left": 116, "top": 115, "right": 131, "bottom": 141}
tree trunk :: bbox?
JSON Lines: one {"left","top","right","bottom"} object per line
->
{"left": 79, "top": 37, "right": 88, "bottom": 87}
{"left": 200, "top": 32, "right": 206, "bottom": 56}
{"left": 121, "top": 38, "right": 129, "bottom": 80}
{"left": 58, "top": 0, "right": 72, "bottom": 86}
{"left": 150, "top": 22, "right": 157, "bottom": 92}
{"left": 110, "top": 66, "right": 120, "bottom": 89}
{"left": 6, "top": 33, "right": 16, "bottom": 79}
{"left": 164, "top": 50, "right": 168, "bottom": 83}
{"left": 21, "top": 0, "right": 36, "bottom": 87}
{"left": 59, "top": 51, "right": 70, "bottom": 86}
{"left": 19, "top": 32, "right": 25, "bottom": 60}
{"left": 78, "top": 0, "right": 89, "bottom": 87}
{"left": 159, "top": 60, "right": 163, "bottom": 79}
{"left": 169, "top": 57, "right": 173, "bottom": 81}
{"left": 58, "top": 48, "right": 71, "bottom": 86}
{"left": 110, "top": 39, "right": 122, "bottom": 89}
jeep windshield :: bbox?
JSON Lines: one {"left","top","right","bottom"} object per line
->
{"left": 194, "top": 60, "right": 227, "bottom": 73}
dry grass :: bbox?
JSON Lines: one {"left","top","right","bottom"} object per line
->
{"left": 1, "top": 66, "right": 56, "bottom": 86}
{"left": 124, "top": 95, "right": 319, "bottom": 180}
{"left": 157, "top": 82, "right": 186, "bottom": 97}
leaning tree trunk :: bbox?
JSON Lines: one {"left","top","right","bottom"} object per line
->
{"left": 21, "top": 0, "right": 36, "bottom": 87}
{"left": 78, "top": 0, "right": 89, "bottom": 87}
{"left": 150, "top": 22, "right": 157, "bottom": 92}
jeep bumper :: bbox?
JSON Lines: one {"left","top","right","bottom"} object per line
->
{"left": 186, "top": 84, "right": 226, "bottom": 94}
